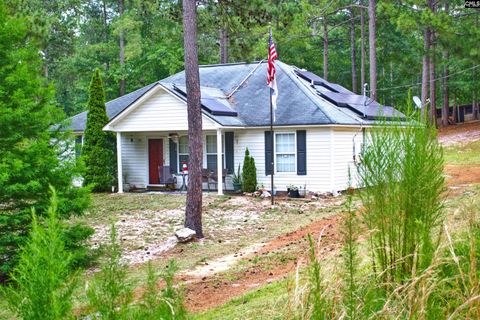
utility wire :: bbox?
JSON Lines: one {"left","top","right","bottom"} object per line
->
{"left": 377, "top": 64, "right": 480, "bottom": 91}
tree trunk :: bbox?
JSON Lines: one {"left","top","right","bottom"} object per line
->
{"left": 323, "top": 16, "right": 328, "bottom": 80}
{"left": 390, "top": 61, "right": 394, "bottom": 105}
{"left": 119, "top": 0, "right": 126, "bottom": 96}
{"left": 474, "top": 65, "right": 479, "bottom": 120}
{"left": 182, "top": 0, "right": 203, "bottom": 238}
{"left": 441, "top": 1, "right": 449, "bottom": 127}
{"left": 360, "top": 7, "right": 366, "bottom": 91}
{"left": 350, "top": 8, "right": 357, "bottom": 93}
{"left": 219, "top": 27, "right": 228, "bottom": 64}
{"left": 428, "top": 2, "right": 436, "bottom": 126}
{"left": 453, "top": 94, "right": 457, "bottom": 123}
{"left": 368, "top": 0, "right": 377, "bottom": 100}
{"left": 103, "top": 0, "right": 110, "bottom": 72}
{"left": 474, "top": 15, "right": 479, "bottom": 120}
{"left": 421, "top": 26, "right": 430, "bottom": 113}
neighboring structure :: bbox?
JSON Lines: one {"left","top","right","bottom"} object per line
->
{"left": 67, "top": 61, "right": 404, "bottom": 195}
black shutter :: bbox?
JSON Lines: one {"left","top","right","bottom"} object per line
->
{"left": 265, "top": 131, "right": 273, "bottom": 175}
{"left": 296, "top": 130, "right": 307, "bottom": 175}
{"left": 169, "top": 138, "right": 177, "bottom": 174}
{"left": 225, "top": 132, "right": 234, "bottom": 174}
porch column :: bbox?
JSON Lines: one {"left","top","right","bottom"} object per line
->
{"left": 216, "top": 128, "right": 223, "bottom": 195}
{"left": 117, "top": 132, "right": 123, "bottom": 193}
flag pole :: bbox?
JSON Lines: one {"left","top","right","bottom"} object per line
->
{"left": 269, "top": 27, "right": 275, "bottom": 206}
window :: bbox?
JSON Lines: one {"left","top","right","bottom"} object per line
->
{"left": 275, "top": 133, "right": 295, "bottom": 172}
{"left": 205, "top": 135, "right": 224, "bottom": 171}
{"left": 75, "top": 135, "right": 83, "bottom": 159}
{"left": 178, "top": 136, "right": 189, "bottom": 172}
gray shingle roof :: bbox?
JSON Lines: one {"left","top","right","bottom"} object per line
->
{"left": 66, "top": 61, "right": 401, "bottom": 132}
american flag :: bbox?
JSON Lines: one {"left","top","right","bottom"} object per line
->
{"left": 267, "top": 31, "right": 278, "bottom": 121}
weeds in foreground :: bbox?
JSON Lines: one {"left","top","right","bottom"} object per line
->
{"left": 2, "top": 190, "right": 76, "bottom": 320}
{"left": 3, "top": 193, "right": 186, "bottom": 320}
{"left": 86, "top": 225, "right": 186, "bottom": 319}
{"left": 285, "top": 112, "right": 479, "bottom": 319}
{"left": 357, "top": 109, "right": 445, "bottom": 283}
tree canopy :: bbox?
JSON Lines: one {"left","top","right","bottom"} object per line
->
{"left": 13, "top": 0, "right": 477, "bottom": 119}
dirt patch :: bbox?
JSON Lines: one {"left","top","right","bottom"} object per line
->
{"left": 438, "top": 121, "right": 480, "bottom": 146}
{"left": 445, "top": 164, "right": 480, "bottom": 197}
{"left": 180, "top": 214, "right": 342, "bottom": 312}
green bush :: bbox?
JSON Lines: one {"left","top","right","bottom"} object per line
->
{"left": 131, "top": 261, "right": 187, "bottom": 319}
{"left": 87, "top": 225, "right": 132, "bottom": 319}
{"left": 63, "top": 222, "right": 98, "bottom": 269}
{"left": 82, "top": 69, "right": 116, "bottom": 192}
{"left": 357, "top": 109, "right": 445, "bottom": 283}
{"left": 241, "top": 148, "right": 257, "bottom": 193}
{"left": 2, "top": 191, "right": 77, "bottom": 320}
{"left": 0, "top": 1, "right": 90, "bottom": 280}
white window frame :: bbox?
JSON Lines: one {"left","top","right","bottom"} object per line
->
{"left": 274, "top": 132, "right": 296, "bottom": 174}
{"left": 177, "top": 135, "right": 189, "bottom": 173}
{"left": 204, "top": 133, "right": 225, "bottom": 171}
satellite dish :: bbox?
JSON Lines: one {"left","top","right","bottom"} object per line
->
{"left": 413, "top": 96, "right": 422, "bottom": 109}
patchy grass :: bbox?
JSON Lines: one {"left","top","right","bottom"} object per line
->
{"left": 444, "top": 140, "right": 480, "bottom": 165}
{"left": 193, "top": 277, "right": 290, "bottom": 320}
{"left": 0, "top": 295, "right": 15, "bottom": 320}
{"left": 65, "top": 192, "right": 345, "bottom": 317}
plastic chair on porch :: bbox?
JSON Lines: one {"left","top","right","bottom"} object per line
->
{"left": 210, "top": 169, "right": 228, "bottom": 191}
{"left": 158, "top": 166, "right": 177, "bottom": 189}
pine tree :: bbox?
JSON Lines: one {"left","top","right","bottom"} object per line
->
{"left": 82, "top": 69, "right": 116, "bottom": 192}
{"left": 3, "top": 191, "right": 76, "bottom": 319}
{"left": 242, "top": 148, "right": 257, "bottom": 193}
{"left": 183, "top": 0, "right": 204, "bottom": 238}
{"left": 0, "top": 2, "right": 90, "bottom": 280}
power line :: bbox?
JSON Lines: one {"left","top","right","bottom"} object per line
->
{"left": 377, "top": 64, "right": 480, "bottom": 92}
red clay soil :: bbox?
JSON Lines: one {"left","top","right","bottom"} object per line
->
{"left": 445, "top": 165, "right": 480, "bottom": 186}
{"left": 180, "top": 215, "right": 342, "bottom": 312}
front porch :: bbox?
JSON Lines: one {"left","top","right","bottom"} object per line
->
{"left": 116, "top": 129, "right": 235, "bottom": 195}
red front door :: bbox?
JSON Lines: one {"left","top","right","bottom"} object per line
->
{"left": 148, "top": 139, "right": 163, "bottom": 184}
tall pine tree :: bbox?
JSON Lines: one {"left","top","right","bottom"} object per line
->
{"left": 0, "top": 2, "right": 90, "bottom": 280}
{"left": 82, "top": 69, "right": 116, "bottom": 192}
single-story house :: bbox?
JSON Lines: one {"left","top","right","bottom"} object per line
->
{"left": 67, "top": 60, "right": 403, "bottom": 195}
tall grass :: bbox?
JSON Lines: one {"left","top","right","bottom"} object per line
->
{"left": 86, "top": 224, "right": 133, "bottom": 319}
{"left": 2, "top": 190, "right": 76, "bottom": 319}
{"left": 357, "top": 111, "right": 445, "bottom": 282}
{"left": 340, "top": 173, "right": 359, "bottom": 319}
{"left": 86, "top": 224, "right": 186, "bottom": 319}
{"left": 285, "top": 110, "right": 480, "bottom": 318}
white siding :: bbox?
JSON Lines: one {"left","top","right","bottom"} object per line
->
{"left": 333, "top": 127, "right": 363, "bottom": 190}
{"left": 121, "top": 126, "right": 363, "bottom": 192}
{"left": 234, "top": 128, "right": 334, "bottom": 193}
{"left": 112, "top": 87, "right": 217, "bottom": 132}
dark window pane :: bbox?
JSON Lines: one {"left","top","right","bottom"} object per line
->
{"left": 207, "top": 155, "right": 216, "bottom": 171}
{"left": 75, "top": 136, "right": 82, "bottom": 158}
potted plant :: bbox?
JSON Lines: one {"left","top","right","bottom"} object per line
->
{"left": 232, "top": 164, "right": 243, "bottom": 191}
{"left": 287, "top": 184, "right": 300, "bottom": 198}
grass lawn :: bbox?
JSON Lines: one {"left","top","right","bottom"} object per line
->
{"left": 444, "top": 140, "right": 480, "bottom": 164}
{"left": 193, "top": 276, "right": 291, "bottom": 320}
